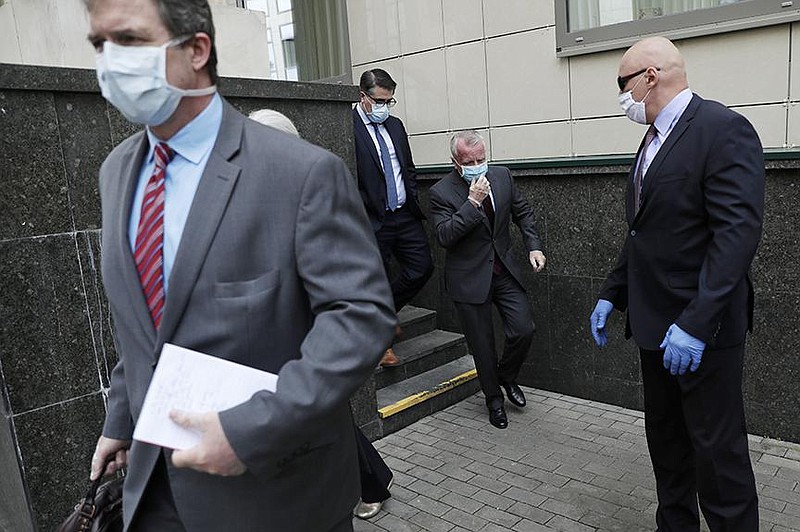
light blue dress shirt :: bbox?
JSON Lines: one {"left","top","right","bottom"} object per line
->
{"left": 639, "top": 88, "right": 693, "bottom": 179}
{"left": 128, "top": 93, "right": 223, "bottom": 293}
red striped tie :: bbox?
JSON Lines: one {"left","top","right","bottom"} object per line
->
{"left": 134, "top": 142, "right": 174, "bottom": 329}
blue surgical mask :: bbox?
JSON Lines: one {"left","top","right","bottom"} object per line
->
{"left": 460, "top": 162, "right": 488, "bottom": 183}
{"left": 367, "top": 103, "right": 389, "bottom": 124}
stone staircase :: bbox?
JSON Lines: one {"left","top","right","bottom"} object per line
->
{"left": 374, "top": 305, "right": 480, "bottom": 436}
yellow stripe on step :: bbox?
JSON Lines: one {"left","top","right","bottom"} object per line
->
{"left": 378, "top": 369, "right": 478, "bottom": 418}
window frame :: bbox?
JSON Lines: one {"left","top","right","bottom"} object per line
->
{"left": 555, "top": 0, "right": 800, "bottom": 57}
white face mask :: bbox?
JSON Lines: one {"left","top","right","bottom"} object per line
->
{"left": 618, "top": 75, "right": 651, "bottom": 125}
{"left": 95, "top": 38, "right": 217, "bottom": 126}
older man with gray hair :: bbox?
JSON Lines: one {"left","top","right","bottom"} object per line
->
{"left": 430, "top": 130, "right": 546, "bottom": 429}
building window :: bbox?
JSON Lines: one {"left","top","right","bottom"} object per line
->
{"left": 277, "top": 0, "right": 292, "bottom": 13}
{"left": 280, "top": 23, "right": 298, "bottom": 81}
{"left": 556, "top": 0, "right": 800, "bottom": 57}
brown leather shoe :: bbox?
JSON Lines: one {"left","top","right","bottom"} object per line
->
{"left": 379, "top": 348, "right": 399, "bottom": 367}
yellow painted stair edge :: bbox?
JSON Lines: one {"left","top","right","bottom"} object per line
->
{"left": 378, "top": 369, "right": 478, "bottom": 419}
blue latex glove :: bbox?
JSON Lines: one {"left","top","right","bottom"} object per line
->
{"left": 590, "top": 299, "right": 614, "bottom": 347}
{"left": 660, "top": 324, "right": 705, "bottom": 375}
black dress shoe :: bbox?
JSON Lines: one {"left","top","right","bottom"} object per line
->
{"left": 501, "top": 382, "right": 526, "bottom": 407}
{"left": 488, "top": 406, "right": 508, "bottom": 429}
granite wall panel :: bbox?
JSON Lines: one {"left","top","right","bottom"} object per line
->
{"left": 78, "top": 230, "right": 118, "bottom": 388}
{"left": 0, "top": 414, "right": 33, "bottom": 532}
{"left": 0, "top": 234, "right": 98, "bottom": 413}
{"left": 0, "top": 90, "right": 71, "bottom": 240}
{"left": 745, "top": 288, "right": 800, "bottom": 439}
{"left": 54, "top": 92, "right": 114, "bottom": 232}
{"left": 14, "top": 393, "right": 107, "bottom": 531}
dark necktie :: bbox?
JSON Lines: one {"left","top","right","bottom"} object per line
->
{"left": 482, "top": 195, "right": 494, "bottom": 228}
{"left": 134, "top": 142, "right": 174, "bottom": 329}
{"left": 372, "top": 123, "right": 398, "bottom": 211}
{"left": 481, "top": 194, "right": 504, "bottom": 275}
{"left": 634, "top": 124, "right": 658, "bottom": 213}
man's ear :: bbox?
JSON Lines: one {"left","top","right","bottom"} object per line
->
{"left": 188, "top": 32, "right": 212, "bottom": 74}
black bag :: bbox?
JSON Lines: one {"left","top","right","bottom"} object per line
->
{"left": 57, "top": 474, "right": 124, "bottom": 532}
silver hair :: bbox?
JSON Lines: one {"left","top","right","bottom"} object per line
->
{"left": 248, "top": 109, "right": 300, "bottom": 137}
{"left": 449, "top": 130, "right": 485, "bottom": 159}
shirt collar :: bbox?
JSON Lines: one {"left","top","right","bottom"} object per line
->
{"left": 145, "top": 92, "right": 223, "bottom": 165}
{"left": 654, "top": 88, "right": 693, "bottom": 137}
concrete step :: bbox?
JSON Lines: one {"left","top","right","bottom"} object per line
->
{"left": 376, "top": 329, "right": 468, "bottom": 390}
{"left": 377, "top": 355, "right": 479, "bottom": 436}
{"left": 396, "top": 305, "right": 437, "bottom": 341}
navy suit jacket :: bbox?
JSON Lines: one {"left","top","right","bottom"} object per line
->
{"left": 598, "top": 94, "right": 765, "bottom": 350}
{"left": 352, "top": 108, "right": 425, "bottom": 230}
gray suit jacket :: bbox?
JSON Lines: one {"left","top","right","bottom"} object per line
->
{"left": 429, "top": 166, "right": 542, "bottom": 304}
{"left": 99, "top": 100, "right": 395, "bottom": 530}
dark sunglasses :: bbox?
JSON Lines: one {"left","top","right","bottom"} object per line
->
{"left": 617, "top": 67, "right": 660, "bottom": 91}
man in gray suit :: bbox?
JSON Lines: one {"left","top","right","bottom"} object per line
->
{"left": 85, "top": 1, "right": 395, "bottom": 530}
{"left": 430, "top": 131, "right": 546, "bottom": 429}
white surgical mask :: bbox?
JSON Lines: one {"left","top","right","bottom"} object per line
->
{"left": 618, "top": 75, "right": 650, "bottom": 125}
{"left": 367, "top": 103, "right": 390, "bottom": 124}
{"left": 95, "top": 38, "right": 217, "bottom": 126}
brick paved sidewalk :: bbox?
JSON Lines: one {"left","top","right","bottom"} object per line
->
{"left": 355, "top": 387, "right": 800, "bottom": 532}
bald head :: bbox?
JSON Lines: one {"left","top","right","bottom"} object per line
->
{"left": 618, "top": 37, "right": 689, "bottom": 122}
{"left": 621, "top": 37, "right": 686, "bottom": 84}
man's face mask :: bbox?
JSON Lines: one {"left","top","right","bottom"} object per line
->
{"left": 618, "top": 72, "right": 651, "bottom": 125}
{"left": 460, "top": 161, "right": 488, "bottom": 183}
{"left": 95, "top": 37, "right": 217, "bottom": 126}
{"left": 366, "top": 102, "right": 390, "bottom": 124}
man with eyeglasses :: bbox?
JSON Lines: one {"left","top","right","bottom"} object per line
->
{"left": 589, "top": 36, "right": 762, "bottom": 530}
{"left": 352, "top": 69, "right": 434, "bottom": 366}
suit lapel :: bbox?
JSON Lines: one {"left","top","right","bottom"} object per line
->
{"left": 353, "top": 109, "right": 383, "bottom": 173}
{"left": 632, "top": 94, "right": 700, "bottom": 224}
{"left": 156, "top": 102, "right": 243, "bottom": 351}
{"left": 116, "top": 133, "right": 158, "bottom": 345}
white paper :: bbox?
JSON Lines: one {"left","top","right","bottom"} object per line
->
{"left": 133, "top": 343, "right": 278, "bottom": 450}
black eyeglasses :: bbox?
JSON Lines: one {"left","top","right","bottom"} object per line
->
{"left": 363, "top": 92, "right": 397, "bottom": 108}
{"left": 617, "top": 67, "right": 660, "bottom": 91}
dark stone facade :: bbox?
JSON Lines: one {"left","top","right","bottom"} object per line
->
{"left": 414, "top": 161, "right": 800, "bottom": 447}
{"left": 0, "top": 63, "right": 362, "bottom": 531}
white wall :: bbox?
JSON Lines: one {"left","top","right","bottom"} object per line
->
{"left": 0, "top": 0, "right": 270, "bottom": 78}
{"left": 346, "top": 0, "right": 796, "bottom": 166}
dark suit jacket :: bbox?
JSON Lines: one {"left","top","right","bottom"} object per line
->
{"left": 599, "top": 94, "right": 764, "bottom": 350}
{"left": 99, "top": 100, "right": 395, "bottom": 531}
{"left": 352, "top": 108, "right": 425, "bottom": 229}
{"left": 429, "top": 166, "right": 542, "bottom": 304}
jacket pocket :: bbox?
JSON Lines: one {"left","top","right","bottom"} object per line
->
{"left": 214, "top": 270, "right": 280, "bottom": 299}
